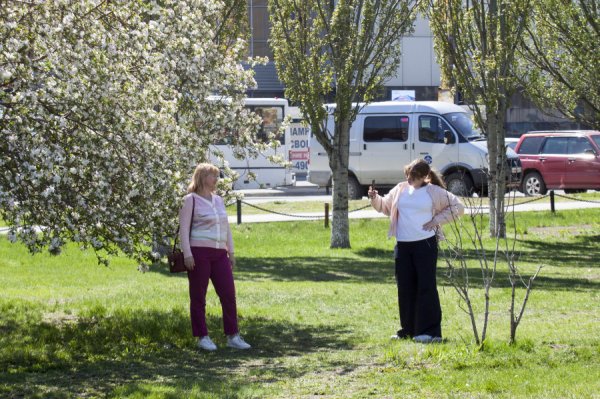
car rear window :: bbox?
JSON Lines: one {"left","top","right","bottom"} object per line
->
{"left": 517, "top": 136, "right": 545, "bottom": 154}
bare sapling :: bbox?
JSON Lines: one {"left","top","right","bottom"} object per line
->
{"left": 441, "top": 194, "right": 496, "bottom": 347}
{"left": 441, "top": 190, "right": 542, "bottom": 347}
{"left": 503, "top": 192, "right": 543, "bottom": 344}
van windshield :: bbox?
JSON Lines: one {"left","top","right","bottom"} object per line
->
{"left": 444, "top": 112, "right": 485, "bottom": 141}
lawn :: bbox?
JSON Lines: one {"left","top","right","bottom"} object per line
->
{"left": 0, "top": 209, "right": 599, "bottom": 398}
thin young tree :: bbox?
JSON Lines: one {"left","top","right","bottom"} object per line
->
{"left": 442, "top": 194, "right": 542, "bottom": 346}
{"left": 426, "top": 0, "right": 533, "bottom": 238}
{"left": 269, "top": 0, "right": 420, "bottom": 248}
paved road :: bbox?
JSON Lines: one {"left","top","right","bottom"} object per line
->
{"left": 228, "top": 181, "right": 600, "bottom": 223}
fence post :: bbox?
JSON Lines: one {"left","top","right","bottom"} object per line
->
{"left": 237, "top": 199, "right": 242, "bottom": 224}
{"left": 324, "top": 203, "right": 329, "bottom": 228}
{"left": 550, "top": 190, "right": 555, "bottom": 213}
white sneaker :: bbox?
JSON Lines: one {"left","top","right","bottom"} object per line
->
{"left": 227, "top": 334, "right": 251, "bottom": 350}
{"left": 413, "top": 334, "right": 442, "bottom": 344}
{"left": 197, "top": 336, "right": 217, "bottom": 351}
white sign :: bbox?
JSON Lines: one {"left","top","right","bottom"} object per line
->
{"left": 289, "top": 123, "right": 311, "bottom": 172}
{"left": 391, "top": 90, "right": 416, "bottom": 101}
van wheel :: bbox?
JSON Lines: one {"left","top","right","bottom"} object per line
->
{"left": 445, "top": 172, "right": 474, "bottom": 197}
{"left": 522, "top": 172, "right": 547, "bottom": 196}
{"left": 348, "top": 176, "right": 364, "bottom": 200}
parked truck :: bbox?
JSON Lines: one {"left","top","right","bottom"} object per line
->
{"left": 308, "top": 101, "right": 522, "bottom": 198}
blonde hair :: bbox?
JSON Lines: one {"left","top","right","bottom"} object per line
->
{"left": 187, "top": 163, "right": 220, "bottom": 194}
{"left": 404, "top": 159, "right": 446, "bottom": 189}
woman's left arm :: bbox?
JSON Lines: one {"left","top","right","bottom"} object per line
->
{"left": 431, "top": 188, "right": 465, "bottom": 225}
{"left": 220, "top": 196, "right": 236, "bottom": 268}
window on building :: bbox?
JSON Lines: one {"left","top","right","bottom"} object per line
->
{"left": 248, "top": 0, "right": 273, "bottom": 58}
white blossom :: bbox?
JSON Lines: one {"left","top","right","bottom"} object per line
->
{"left": 0, "top": 0, "right": 264, "bottom": 267}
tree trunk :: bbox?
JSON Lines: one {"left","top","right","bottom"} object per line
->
{"left": 329, "top": 117, "right": 351, "bottom": 248}
{"left": 486, "top": 106, "right": 507, "bottom": 238}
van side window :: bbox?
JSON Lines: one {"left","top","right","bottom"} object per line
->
{"left": 541, "top": 137, "right": 569, "bottom": 154}
{"left": 517, "top": 137, "right": 545, "bottom": 154}
{"left": 254, "top": 106, "right": 285, "bottom": 144}
{"left": 568, "top": 137, "right": 593, "bottom": 154}
{"left": 213, "top": 105, "right": 285, "bottom": 145}
{"left": 419, "top": 116, "right": 449, "bottom": 143}
{"left": 363, "top": 116, "right": 408, "bottom": 142}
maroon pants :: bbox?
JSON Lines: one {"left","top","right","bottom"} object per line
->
{"left": 188, "top": 247, "right": 239, "bottom": 337}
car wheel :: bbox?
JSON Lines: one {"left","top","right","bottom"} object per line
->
{"left": 348, "top": 176, "right": 364, "bottom": 200}
{"left": 445, "top": 172, "right": 474, "bottom": 197}
{"left": 522, "top": 172, "right": 547, "bottom": 196}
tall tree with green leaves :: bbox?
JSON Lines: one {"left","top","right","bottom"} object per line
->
{"left": 520, "top": 0, "right": 599, "bottom": 129}
{"left": 269, "top": 0, "right": 420, "bottom": 248}
{"left": 426, "top": 0, "right": 533, "bottom": 237}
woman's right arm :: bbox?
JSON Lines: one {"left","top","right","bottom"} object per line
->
{"left": 179, "top": 195, "right": 194, "bottom": 260}
{"left": 370, "top": 185, "right": 398, "bottom": 216}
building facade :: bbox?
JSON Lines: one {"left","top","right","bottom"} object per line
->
{"left": 245, "top": 1, "right": 584, "bottom": 136}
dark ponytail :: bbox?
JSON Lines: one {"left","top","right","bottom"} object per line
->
{"left": 405, "top": 159, "right": 446, "bottom": 189}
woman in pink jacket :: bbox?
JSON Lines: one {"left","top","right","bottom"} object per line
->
{"left": 179, "top": 163, "right": 251, "bottom": 351}
{"left": 369, "top": 159, "right": 464, "bottom": 344}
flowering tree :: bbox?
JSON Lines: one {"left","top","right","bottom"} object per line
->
{"left": 269, "top": 0, "right": 420, "bottom": 248}
{"left": 0, "top": 0, "right": 259, "bottom": 268}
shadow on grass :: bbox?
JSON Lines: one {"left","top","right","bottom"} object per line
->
{"left": 439, "top": 233, "right": 599, "bottom": 268}
{"left": 0, "top": 304, "right": 353, "bottom": 398}
{"left": 149, "top": 234, "right": 599, "bottom": 287}
{"left": 236, "top": 256, "right": 392, "bottom": 283}
{"left": 437, "top": 266, "right": 600, "bottom": 291}
{"left": 514, "top": 235, "right": 600, "bottom": 267}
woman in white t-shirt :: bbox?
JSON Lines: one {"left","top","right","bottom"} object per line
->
{"left": 369, "top": 159, "right": 464, "bottom": 344}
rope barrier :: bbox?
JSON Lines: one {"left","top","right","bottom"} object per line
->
{"left": 233, "top": 192, "right": 599, "bottom": 223}
{"left": 510, "top": 194, "right": 550, "bottom": 207}
{"left": 241, "top": 201, "right": 324, "bottom": 219}
{"left": 554, "top": 193, "right": 600, "bottom": 204}
{"left": 239, "top": 200, "right": 372, "bottom": 219}
{"left": 465, "top": 194, "right": 549, "bottom": 209}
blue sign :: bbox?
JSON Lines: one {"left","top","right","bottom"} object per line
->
{"left": 424, "top": 155, "right": 433, "bottom": 164}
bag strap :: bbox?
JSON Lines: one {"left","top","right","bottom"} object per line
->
{"left": 172, "top": 196, "right": 195, "bottom": 252}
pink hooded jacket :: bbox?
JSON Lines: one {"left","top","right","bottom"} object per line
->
{"left": 370, "top": 182, "right": 465, "bottom": 240}
{"left": 179, "top": 193, "right": 234, "bottom": 259}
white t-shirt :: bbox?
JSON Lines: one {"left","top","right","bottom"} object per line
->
{"left": 395, "top": 185, "right": 435, "bottom": 242}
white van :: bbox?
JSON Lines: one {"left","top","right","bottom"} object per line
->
{"left": 308, "top": 101, "right": 522, "bottom": 198}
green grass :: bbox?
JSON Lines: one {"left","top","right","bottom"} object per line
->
{"left": 1, "top": 209, "right": 599, "bottom": 398}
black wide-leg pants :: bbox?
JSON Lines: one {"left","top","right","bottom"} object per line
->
{"left": 394, "top": 235, "right": 442, "bottom": 338}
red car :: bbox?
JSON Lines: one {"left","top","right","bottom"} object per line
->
{"left": 515, "top": 130, "right": 600, "bottom": 196}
